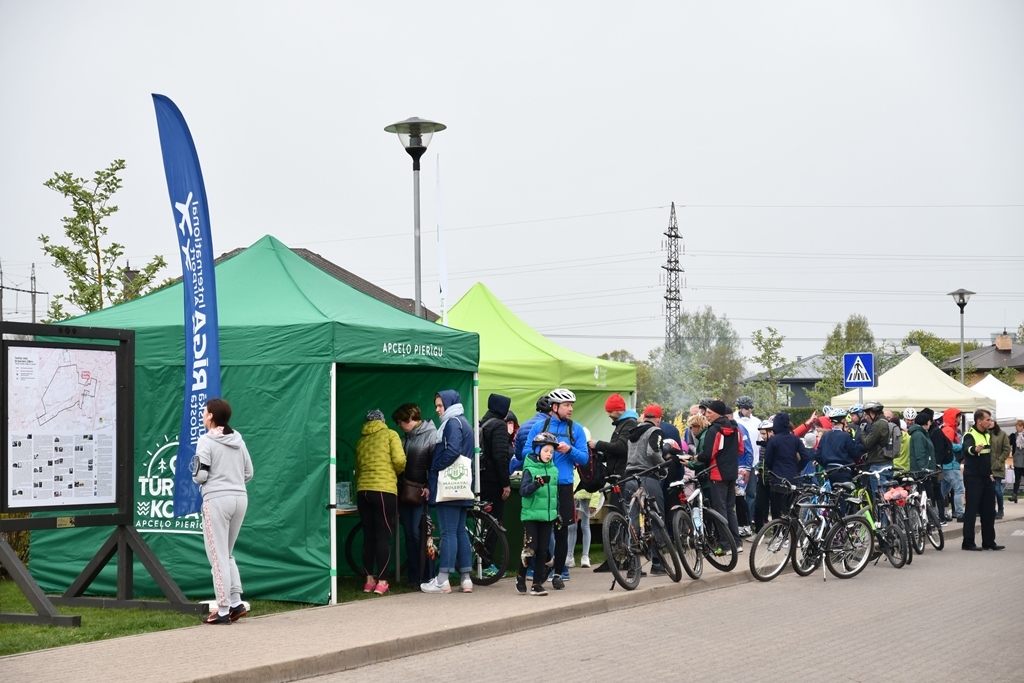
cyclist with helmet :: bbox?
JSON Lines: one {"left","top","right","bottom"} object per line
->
{"left": 525, "top": 388, "right": 589, "bottom": 589}
{"left": 752, "top": 418, "right": 775, "bottom": 532}
{"left": 516, "top": 432, "right": 561, "bottom": 596}
{"left": 847, "top": 404, "right": 867, "bottom": 440}
{"left": 814, "top": 408, "right": 863, "bottom": 485}
{"left": 511, "top": 395, "right": 554, "bottom": 471}
{"left": 859, "top": 401, "right": 894, "bottom": 500}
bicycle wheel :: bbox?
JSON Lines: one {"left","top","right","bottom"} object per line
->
{"left": 702, "top": 508, "right": 738, "bottom": 572}
{"left": 466, "top": 510, "right": 508, "bottom": 585}
{"left": 792, "top": 518, "right": 823, "bottom": 577}
{"left": 824, "top": 516, "right": 873, "bottom": 579}
{"left": 602, "top": 510, "right": 640, "bottom": 590}
{"left": 880, "top": 524, "right": 908, "bottom": 568}
{"left": 671, "top": 509, "right": 703, "bottom": 580}
{"left": 344, "top": 521, "right": 366, "bottom": 577}
{"left": 926, "top": 505, "right": 945, "bottom": 551}
{"left": 907, "top": 506, "right": 926, "bottom": 555}
{"left": 748, "top": 518, "right": 792, "bottom": 582}
{"left": 896, "top": 508, "right": 913, "bottom": 565}
{"left": 650, "top": 512, "right": 683, "bottom": 582}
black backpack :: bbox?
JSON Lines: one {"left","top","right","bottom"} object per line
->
{"left": 539, "top": 417, "right": 606, "bottom": 493}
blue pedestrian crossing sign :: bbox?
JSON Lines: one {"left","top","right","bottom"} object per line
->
{"left": 843, "top": 353, "right": 875, "bottom": 388}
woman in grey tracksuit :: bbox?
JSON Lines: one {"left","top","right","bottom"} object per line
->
{"left": 192, "top": 398, "right": 254, "bottom": 625}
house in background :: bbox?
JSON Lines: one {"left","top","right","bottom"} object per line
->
{"left": 943, "top": 331, "right": 1024, "bottom": 386}
{"left": 740, "top": 354, "right": 826, "bottom": 408}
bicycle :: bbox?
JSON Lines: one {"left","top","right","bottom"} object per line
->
{"left": 600, "top": 463, "right": 683, "bottom": 590}
{"left": 902, "top": 469, "right": 945, "bottom": 552}
{"left": 667, "top": 465, "right": 738, "bottom": 580}
{"left": 844, "top": 467, "right": 909, "bottom": 570}
{"left": 344, "top": 497, "right": 509, "bottom": 586}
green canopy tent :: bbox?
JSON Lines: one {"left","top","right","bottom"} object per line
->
{"left": 29, "top": 235, "right": 479, "bottom": 604}
{"left": 447, "top": 283, "right": 636, "bottom": 440}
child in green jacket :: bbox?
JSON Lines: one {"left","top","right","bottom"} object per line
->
{"left": 518, "top": 432, "right": 560, "bottom": 596}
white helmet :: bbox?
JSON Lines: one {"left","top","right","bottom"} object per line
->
{"left": 758, "top": 420, "right": 773, "bottom": 430}
{"left": 547, "top": 388, "right": 577, "bottom": 404}
{"left": 903, "top": 407, "right": 917, "bottom": 421}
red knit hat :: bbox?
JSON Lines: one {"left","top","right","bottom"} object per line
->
{"left": 604, "top": 394, "right": 626, "bottom": 411}
{"left": 644, "top": 404, "right": 663, "bottom": 419}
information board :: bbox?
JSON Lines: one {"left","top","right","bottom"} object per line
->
{"left": 5, "top": 344, "right": 118, "bottom": 509}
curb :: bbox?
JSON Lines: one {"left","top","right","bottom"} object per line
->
{"left": 192, "top": 568, "right": 756, "bottom": 683}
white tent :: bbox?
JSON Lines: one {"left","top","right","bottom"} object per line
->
{"left": 970, "top": 374, "right": 1024, "bottom": 424}
{"left": 832, "top": 351, "right": 996, "bottom": 413}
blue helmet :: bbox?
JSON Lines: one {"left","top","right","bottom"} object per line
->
{"left": 848, "top": 403, "right": 864, "bottom": 416}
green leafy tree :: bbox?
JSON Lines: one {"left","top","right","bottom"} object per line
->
{"left": 989, "top": 367, "right": 1023, "bottom": 391}
{"left": 807, "top": 314, "right": 888, "bottom": 409}
{"left": 745, "top": 326, "right": 794, "bottom": 415}
{"left": 40, "top": 159, "right": 167, "bottom": 321}
{"left": 1016, "top": 321, "right": 1024, "bottom": 345}
{"left": 901, "top": 329, "right": 981, "bottom": 367}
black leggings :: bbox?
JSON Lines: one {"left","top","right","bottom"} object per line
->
{"left": 1014, "top": 467, "right": 1024, "bottom": 496}
{"left": 357, "top": 490, "right": 398, "bottom": 580}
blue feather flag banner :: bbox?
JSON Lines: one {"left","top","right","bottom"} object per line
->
{"left": 152, "top": 94, "right": 222, "bottom": 518}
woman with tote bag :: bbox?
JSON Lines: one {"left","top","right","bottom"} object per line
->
{"left": 421, "top": 390, "right": 476, "bottom": 594}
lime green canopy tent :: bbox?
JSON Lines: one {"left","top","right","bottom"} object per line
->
{"left": 447, "top": 283, "right": 635, "bottom": 441}
{"left": 30, "top": 235, "right": 479, "bottom": 604}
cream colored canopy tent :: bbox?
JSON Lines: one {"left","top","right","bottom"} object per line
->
{"left": 832, "top": 351, "right": 995, "bottom": 413}
{"left": 970, "top": 374, "right": 1024, "bottom": 424}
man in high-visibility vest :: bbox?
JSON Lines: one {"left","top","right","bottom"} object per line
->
{"left": 961, "top": 409, "right": 1004, "bottom": 551}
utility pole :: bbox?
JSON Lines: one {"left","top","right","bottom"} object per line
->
{"left": 0, "top": 261, "right": 48, "bottom": 323}
{"left": 31, "top": 263, "right": 36, "bottom": 323}
{"left": 662, "top": 202, "right": 683, "bottom": 354}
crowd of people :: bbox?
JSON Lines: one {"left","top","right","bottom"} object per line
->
{"left": 348, "top": 387, "right": 1021, "bottom": 600}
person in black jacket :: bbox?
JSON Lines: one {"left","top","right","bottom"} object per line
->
{"left": 961, "top": 410, "right": 1003, "bottom": 551}
{"left": 586, "top": 393, "right": 638, "bottom": 573}
{"left": 762, "top": 412, "right": 809, "bottom": 519}
{"left": 698, "top": 400, "right": 742, "bottom": 546}
{"left": 479, "top": 393, "right": 513, "bottom": 571}
{"left": 393, "top": 403, "right": 437, "bottom": 586}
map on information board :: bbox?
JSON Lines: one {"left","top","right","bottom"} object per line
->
{"left": 6, "top": 345, "right": 118, "bottom": 509}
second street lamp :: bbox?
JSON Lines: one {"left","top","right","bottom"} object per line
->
{"left": 947, "top": 288, "right": 975, "bottom": 384}
{"left": 384, "top": 117, "right": 446, "bottom": 318}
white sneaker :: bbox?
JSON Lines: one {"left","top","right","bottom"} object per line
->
{"left": 735, "top": 545, "right": 744, "bottom": 553}
{"left": 581, "top": 555, "right": 591, "bottom": 568}
{"left": 420, "top": 577, "right": 451, "bottom": 594}
{"left": 460, "top": 578, "right": 473, "bottom": 593}
{"left": 566, "top": 557, "right": 575, "bottom": 568}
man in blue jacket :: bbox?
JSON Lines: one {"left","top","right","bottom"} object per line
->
{"left": 525, "top": 388, "right": 589, "bottom": 589}
{"left": 512, "top": 395, "right": 554, "bottom": 470}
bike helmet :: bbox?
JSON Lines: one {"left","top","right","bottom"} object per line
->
{"left": 698, "top": 397, "right": 713, "bottom": 409}
{"left": 532, "top": 432, "right": 560, "bottom": 451}
{"left": 848, "top": 403, "right": 864, "bottom": 416}
{"left": 828, "top": 408, "right": 848, "bottom": 422}
{"left": 758, "top": 419, "right": 773, "bottom": 430}
{"left": 863, "top": 401, "right": 884, "bottom": 413}
{"left": 735, "top": 395, "right": 755, "bottom": 410}
{"left": 821, "top": 404, "right": 833, "bottom": 416}
{"left": 902, "top": 407, "right": 917, "bottom": 421}
{"left": 547, "top": 388, "right": 577, "bottom": 404}
{"left": 535, "top": 395, "right": 553, "bottom": 413}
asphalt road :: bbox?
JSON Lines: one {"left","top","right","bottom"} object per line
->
{"left": 307, "top": 525, "right": 1024, "bottom": 682}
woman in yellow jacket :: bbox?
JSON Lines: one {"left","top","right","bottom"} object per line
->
{"left": 355, "top": 409, "right": 406, "bottom": 595}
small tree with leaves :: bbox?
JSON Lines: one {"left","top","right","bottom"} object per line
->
{"left": 40, "top": 159, "right": 166, "bottom": 321}
{"left": 745, "top": 326, "right": 794, "bottom": 415}
{"left": 807, "top": 314, "right": 894, "bottom": 409}
{"left": 989, "top": 367, "right": 1023, "bottom": 391}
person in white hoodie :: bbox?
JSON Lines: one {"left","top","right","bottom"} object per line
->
{"left": 191, "top": 398, "right": 254, "bottom": 625}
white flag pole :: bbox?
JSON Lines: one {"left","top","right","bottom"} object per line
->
{"left": 436, "top": 155, "right": 449, "bottom": 326}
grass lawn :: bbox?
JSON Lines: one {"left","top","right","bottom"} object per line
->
{"left": 0, "top": 577, "right": 405, "bottom": 658}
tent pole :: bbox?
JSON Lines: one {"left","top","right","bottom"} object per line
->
{"left": 329, "top": 363, "right": 338, "bottom": 605}
{"left": 473, "top": 373, "right": 480, "bottom": 494}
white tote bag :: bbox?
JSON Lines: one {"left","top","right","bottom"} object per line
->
{"left": 435, "top": 455, "right": 474, "bottom": 502}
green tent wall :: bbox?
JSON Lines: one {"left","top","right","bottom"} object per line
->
{"left": 29, "top": 236, "right": 478, "bottom": 604}
{"left": 447, "top": 283, "right": 636, "bottom": 441}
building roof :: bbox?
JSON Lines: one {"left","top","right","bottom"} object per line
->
{"left": 215, "top": 246, "right": 439, "bottom": 321}
{"left": 943, "top": 342, "right": 1024, "bottom": 372}
{"left": 741, "top": 354, "right": 826, "bottom": 383}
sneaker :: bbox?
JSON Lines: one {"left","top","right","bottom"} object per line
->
{"left": 551, "top": 575, "right": 565, "bottom": 590}
{"left": 515, "top": 575, "right": 527, "bottom": 594}
{"left": 481, "top": 564, "right": 499, "bottom": 579}
{"left": 525, "top": 569, "right": 534, "bottom": 580}
{"left": 581, "top": 555, "right": 591, "bottom": 568}
{"left": 738, "top": 526, "right": 752, "bottom": 538}
{"left": 940, "top": 520, "right": 949, "bottom": 527}
{"left": 735, "top": 545, "right": 744, "bottom": 554}
{"left": 626, "top": 568, "right": 648, "bottom": 579}
{"left": 363, "top": 580, "right": 376, "bottom": 593}
{"left": 460, "top": 578, "right": 473, "bottom": 593}
{"left": 560, "top": 568, "right": 570, "bottom": 581}
{"left": 956, "top": 516, "right": 964, "bottom": 523}
{"left": 530, "top": 584, "right": 548, "bottom": 596}
{"left": 373, "top": 581, "right": 390, "bottom": 595}
{"left": 420, "top": 577, "right": 452, "bottom": 594}
{"left": 566, "top": 557, "right": 575, "bottom": 568}
{"left": 593, "top": 561, "right": 611, "bottom": 573}
{"left": 996, "top": 513, "right": 1004, "bottom": 520}
{"left": 201, "top": 611, "right": 232, "bottom": 625}
{"left": 650, "top": 565, "right": 667, "bottom": 576}
{"left": 228, "top": 603, "right": 248, "bottom": 622}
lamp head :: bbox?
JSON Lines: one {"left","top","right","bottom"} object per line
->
{"left": 384, "top": 117, "right": 446, "bottom": 168}
{"left": 947, "top": 288, "right": 975, "bottom": 310}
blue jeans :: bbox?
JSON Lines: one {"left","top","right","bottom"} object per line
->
{"left": 398, "top": 501, "right": 432, "bottom": 584}
{"left": 868, "top": 464, "right": 892, "bottom": 504}
{"left": 435, "top": 504, "right": 472, "bottom": 575}
{"left": 994, "top": 479, "right": 1004, "bottom": 515}
{"left": 940, "top": 468, "right": 965, "bottom": 518}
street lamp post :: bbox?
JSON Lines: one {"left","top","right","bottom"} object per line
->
{"left": 948, "top": 288, "right": 975, "bottom": 384}
{"left": 384, "top": 117, "right": 446, "bottom": 318}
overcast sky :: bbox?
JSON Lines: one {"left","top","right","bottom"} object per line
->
{"left": 2, "top": 2, "right": 1022, "bottom": 368}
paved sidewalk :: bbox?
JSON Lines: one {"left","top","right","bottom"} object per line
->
{"left": 4, "top": 507, "right": 1022, "bottom": 683}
